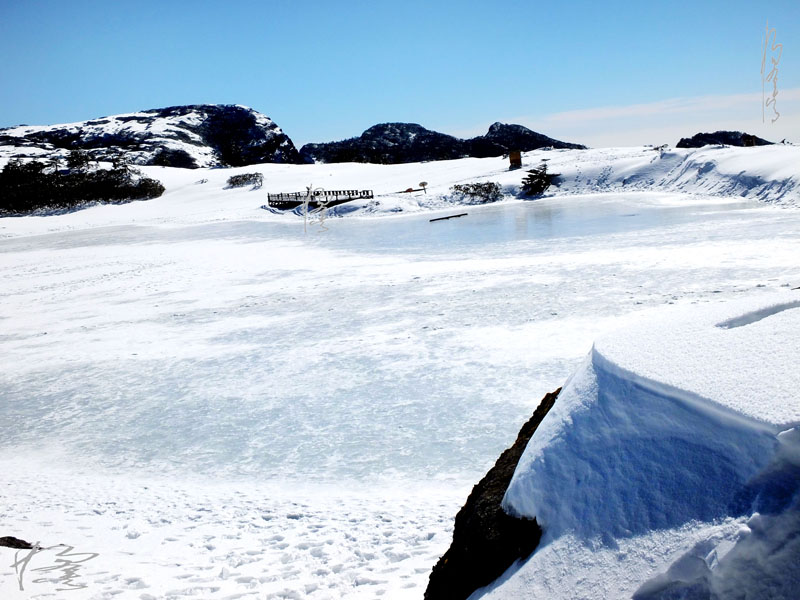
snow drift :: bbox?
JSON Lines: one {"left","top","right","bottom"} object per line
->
{"left": 479, "top": 294, "right": 800, "bottom": 599}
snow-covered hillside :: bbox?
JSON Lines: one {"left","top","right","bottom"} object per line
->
{"left": 483, "top": 294, "right": 800, "bottom": 599}
{"left": 1, "top": 145, "right": 799, "bottom": 599}
{"left": 0, "top": 104, "right": 300, "bottom": 168}
{"left": 1, "top": 144, "right": 797, "bottom": 237}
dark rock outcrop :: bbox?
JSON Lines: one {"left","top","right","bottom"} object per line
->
{"left": 0, "top": 104, "right": 302, "bottom": 168}
{"left": 299, "top": 123, "right": 585, "bottom": 164}
{"left": 0, "top": 536, "right": 34, "bottom": 549}
{"left": 472, "top": 122, "right": 585, "bottom": 157}
{"left": 425, "top": 388, "right": 560, "bottom": 600}
{"left": 676, "top": 131, "right": 773, "bottom": 148}
{"left": 300, "top": 123, "right": 468, "bottom": 164}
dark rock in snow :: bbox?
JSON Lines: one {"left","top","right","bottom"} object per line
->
{"left": 473, "top": 122, "right": 586, "bottom": 156}
{"left": 0, "top": 104, "right": 302, "bottom": 168}
{"left": 676, "top": 131, "right": 773, "bottom": 148}
{"left": 0, "top": 536, "right": 34, "bottom": 549}
{"left": 424, "top": 388, "right": 560, "bottom": 600}
{"left": 299, "top": 122, "right": 585, "bottom": 164}
{"left": 300, "top": 123, "right": 468, "bottom": 164}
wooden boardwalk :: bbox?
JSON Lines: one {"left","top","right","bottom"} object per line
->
{"left": 266, "top": 189, "right": 374, "bottom": 210}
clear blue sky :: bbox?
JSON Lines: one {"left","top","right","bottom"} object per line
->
{"left": 1, "top": 0, "right": 798, "bottom": 146}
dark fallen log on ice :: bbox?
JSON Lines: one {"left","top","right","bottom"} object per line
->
{"left": 430, "top": 213, "right": 468, "bottom": 222}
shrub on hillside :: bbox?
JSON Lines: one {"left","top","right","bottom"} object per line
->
{"left": 450, "top": 181, "right": 502, "bottom": 204}
{"left": 66, "top": 149, "right": 92, "bottom": 171}
{"left": 0, "top": 159, "right": 165, "bottom": 215}
{"left": 521, "top": 163, "right": 559, "bottom": 196}
{"left": 148, "top": 147, "right": 198, "bottom": 169}
{"left": 226, "top": 172, "right": 263, "bottom": 189}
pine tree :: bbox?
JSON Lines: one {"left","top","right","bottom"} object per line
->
{"left": 521, "top": 162, "right": 559, "bottom": 196}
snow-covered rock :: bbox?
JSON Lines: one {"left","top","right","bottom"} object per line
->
{"left": 0, "top": 104, "right": 301, "bottom": 168}
{"left": 476, "top": 293, "right": 800, "bottom": 599}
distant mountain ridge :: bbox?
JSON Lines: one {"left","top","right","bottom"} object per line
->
{"left": 1, "top": 106, "right": 586, "bottom": 168}
{"left": 0, "top": 104, "right": 301, "bottom": 168}
{"left": 676, "top": 131, "right": 773, "bottom": 148}
{"left": 299, "top": 122, "right": 586, "bottom": 164}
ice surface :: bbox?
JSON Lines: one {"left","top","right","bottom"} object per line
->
{"left": 1, "top": 149, "right": 800, "bottom": 598}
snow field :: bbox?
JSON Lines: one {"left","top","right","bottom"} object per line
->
{"left": 0, "top": 458, "right": 462, "bottom": 599}
{"left": 1, "top": 147, "right": 799, "bottom": 598}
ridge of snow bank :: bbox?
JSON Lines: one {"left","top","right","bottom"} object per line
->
{"left": 502, "top": 352, "right": 779, "bottom": 540}
{"left": 538, "top": 144, "right": 800, "bottom": 207}
{"left": 309, "top": 145, "right": 800, "bottom": 214}
{"left": 484, "top": 293, "right": 800, "bottom": 599}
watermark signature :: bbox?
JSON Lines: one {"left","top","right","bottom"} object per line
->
{"left": 11, "top": 543, "right": 98, "bottom": 592}
{"left": 761, "top": 20, "right": 782, "bottom": 123}
{"left": 303, "top": 184, "right": 330, "bottom": 233}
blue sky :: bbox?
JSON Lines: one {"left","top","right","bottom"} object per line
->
{"left": 1, "top": 0, "right": 798, "bottom": 147}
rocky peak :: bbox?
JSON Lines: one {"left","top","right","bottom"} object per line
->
{"left": 676, "top": 131, "right": 773, "bottom": 148}
{"left": 300, "top": 122, "right": 586, "bottom": 164}
{"left": 0, "top": 104, "right": 302, "bottom": 168}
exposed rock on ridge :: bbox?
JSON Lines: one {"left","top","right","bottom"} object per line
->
{"left": 0, "top": 104, "right": 302, "bottom": 168}
{"left": 676, "top": 131, "right": 773, "bottom": 148}
{"left": 424, "top": 388, "right": 560, "bottom": 600}
{"left": 300, "top": 122, "right": 585, "bottom": 164}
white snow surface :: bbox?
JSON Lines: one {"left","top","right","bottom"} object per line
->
{"left": 1, "top": 146, "right": 799, "bottom": 598}
{"left": 491, "top": 294, "right": 800, "bottom": 599}
{"left": 596, "top": 296, "right": 800, "bottom": 427}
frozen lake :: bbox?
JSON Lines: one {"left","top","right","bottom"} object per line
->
{"left": 2, "top": 193, "right": 794, "bottom": 482}
{"left": 2, "top": 191, "right": 799, "bottom": 598}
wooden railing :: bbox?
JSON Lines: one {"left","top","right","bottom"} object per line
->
{"left": 266, "top": 189, "right": 374, "bottom": 210}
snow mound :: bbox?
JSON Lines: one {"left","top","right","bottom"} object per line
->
{"left": 484, "top": 293, "right": 800, "bottom": 599}
{"left": 539, "top": 145, "right": 800, "bottom": 206}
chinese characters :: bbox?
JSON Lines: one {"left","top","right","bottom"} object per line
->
{"left": 761, "top": 21, "right": 782, "bottom": 123}
{"left": 12, "top": 543, "right": 99, "bottom": 592}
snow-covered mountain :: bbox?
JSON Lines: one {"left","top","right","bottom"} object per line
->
{"left": 0, "top": 104, "right": 301, "bottom": 168}
{"left": 298, "top": 122, "right": 585, "bottom": 164}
